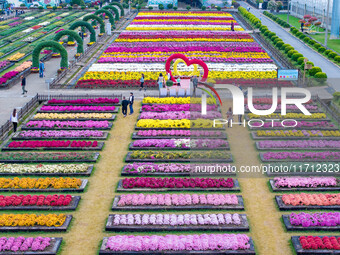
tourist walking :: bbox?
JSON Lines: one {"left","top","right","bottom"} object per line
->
{"left": 227, "top": 107, "right": 233, "bottom": 128}
{"left": 157, "top": 73, "right": 165, "bottom": 89}
{"left": 39, "top": 60, "right": 45, "bottom": 78}
{"left": 10, "top": 109, "right": 18, "bottom": 132}
{"left": 192, "top": 75, "right": 198, "bottom": 94}
{"left": 129, "top": 92, "right": 134, "bottom": 115}
{"left": 121, "top": 96, "right": 129, "bottom": 117}
{"left": 301, "top": 21, "right": 304, "bottom": 32}
{"left": 21, "top": 76, "right": 27, "bottom": 95}
{"left": 139, "top": 73, "right": 145, "bottom": 91}
{"left": 231, "top": 21, "right": 234, "bottom": 31}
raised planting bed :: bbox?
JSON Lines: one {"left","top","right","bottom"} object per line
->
{"left": 0, "top": 196, "right": 81, "bottom": 211}
{"left": 291, "top": 236, "right": 340, "bottom": 255}
{"left": 22, "top": 123, "right": 114, "bottom": 130}
{"left": 125, "top": 152, "right": 233, "bottom": 163}
{"left": 283, "top": 215, "right": 340, "bottom": 231}
{"left": 37, "top": 107, "right": 120, "bottom": 114}
{"left": 105, "top": 214, "right": 249, "bottom": 232}
{"left": 0, "top": 215, "right": 72, "bottom": 232}
{"left": 99, "top": 237, "right": 255, "bottom": 255}
{"left": 116, "top": 179, "right": 240, "bottom": 192}
{"left": 128, "top": 143, "right": 230, "bottom": 151}
{"left": 0, "top": 237, "right": 62, "bottom": 255}
{"left": 12, "top": 132, "right": 109, "bottom": 140}
{"left": 44, "top": 102, "right": 121, "bottom": 106}
{"left": 251, "top": 132, "right": 340, "bottom": 140}
{"left": 132, "top": 133, "right": 228, "bottom": 140}
{"left": 111, "top": 195, "right": 245, "bottom": 211}
{"left": 0, "top": 179, "right": 88, "bottom": 192}
{"left": 245, "top": 116, "right": 331, "bottom": 122}
{"left": 275, "top": 196, "right": 340, "bottom": 211}
{"left": 2, "top": 142, "right": 105, "bottom": 151}
{"left": 265, "top": 163, "right": 340, "bottom": 177}
{"left": 31, "top": 115, "right": 116, "bottom": 121}
{"left": 259, "top": 153, "right": 340, "bottom": 162}
{"left": 269, "top": 179, "right": 340, "bottom": 192}
{"left": 135, "top": 125, "right": 225, "bottom": 131}
{"left": 255, "top": 142, "right": 340, "bottom": 151}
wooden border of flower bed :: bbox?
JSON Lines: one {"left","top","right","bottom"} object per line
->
{"left": 124, "top": 152, "right": 234, "bottom": 163}
{"left": 31, "top": 115, "right": 116, "bottom": 121}
{"left": 111, "top": 195, "right": 245, "bottom": 211}
{"left": 255, "top": 142, "right": 340, "bottom": 151}
{"left": 131, "top": 133, "right": 228, "bottom": 140}
{"left": 251, "top": 132, "right": 340, "bottom": 140}
{"left": 43, "top": 102, "right": 121, "bottom": 106}
{"left": 0, "top": 196, "right": 81, "bottom": 211}
{"left": 139, "top": 104, "right": 222, "bottom": 113}
{"left": 275, "top": 196, "right": 340, "bottom": 210}
{"left": 0, "top": 165, "right": 94, "bottom": 177}
{"left": 2, "top": 142, "right": 105, "bottom": 151}
{"left": 0, "top": 152, "right": 99, "bottom": 163}
{"left": 0, "top": 215, "right": 72, "bottom": 232}
{"left": 259, "top": 153, "right": 340, "bottom": 162}
{"left": 291, "top": 236, "right": 340, "bottom": 255}
{"left": 21, "top": 123, "right": 114, "bottom": 130}
{"left": 269, "top": 179, "right": 340, "bottom": 192}
{"left": 116, "top": 179, "right": 240, "bottom": 192}
{"left": 128, "top": 143, "right": 230, "bottom": 151}
{"left": 282, "top": 215, "right": 340, "bottom": 231}
{"left": 37, "top": 107, "right": 120, "bottom": 114}
{"left": 99, "top": 237, "right": 255, "bottom": 255}
{"left": 0, "top": 179, "right": 88, "bottom": 192}
{"left": 105, "top": 214, "right": 249, "bottom": 232}
{"left": 134, "top": 125, "right": 225, "bottom": 131}
{"left": 0, "top": 237, "right": 63, "bottom": 255}
{"left": 12, "top": 132, "right": 109, "bottom": 141}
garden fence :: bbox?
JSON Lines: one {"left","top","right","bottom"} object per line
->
{"left": 316, "top": 96, "right": 340, "bottom": 127}
{"left": 37, "top": 94, "right": 122, "bottom": 102}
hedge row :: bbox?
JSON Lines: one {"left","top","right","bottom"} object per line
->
{"left": 238, "top": 7, "right": 327, "bottom": 79}
{"left": 264, "top": 11, "right": 340, "bottom": 65}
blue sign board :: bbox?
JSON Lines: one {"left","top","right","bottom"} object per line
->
{"left": 277, "top": 69, "right": 299, "bottom": 81}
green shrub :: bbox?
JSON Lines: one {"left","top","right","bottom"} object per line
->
{"left": 159, "top": 4, "right": 164, "bottom": 9}
{"left": 314, "top": 43, "right": 321, "bottom": 49}
{"left": 273, "top": 38, "right": 281, "bottom": 44}
{"left": 268, "top": 32, "right": 276, "bottom": 38}
{"left": 318, "top": 47, "right": 326, "bottom": 53}
{"left": 264, "top": 31, "right": 270, "bottom": 37}
{"left": 69, "top": 6, "right": 73, "bottom": 10}
{"left": 285, "top": 46, "right": 294, "bottom": 53}
{"left": 287, "top": 50, "right": 298, "bottom": 57}
{"left": 303, "top": 37, "right": 310, "bottom": 43}
{"left": 292, "top": 53, "right": 303, "bottom": 61}
{"left": 81, "top": 5, "right": 85, "bottom": 9}
{"left": 308, "top": 40, "right": 316, "bottom": 46}
{"left": 148, "top": 6, "right": 153, "bottom": 9}
{"left": 53, "top": 6, "right": 57, "bottom": 10}
{"left": 299, "top": 34, "right": 306, "bottom": 40}
{"left": 314, "top": 72, "right": 327, "bottom": 79}
{"left": 217, "top": 6, "right": 221, "bottom": 10}
{"left": 173, "top": 6, "right": 178, "bottom": 10}
{"left": 306, "top": 61, "right": 314, "bottom": 67}
{"left": 296, "top": 31, "right": 303, "bottom": 37}
{"left": 201, "top": 6, "right": 206, "bottom": 10}
{"left": 324, "top": 49, "right": 332, "bottom": 55}
{"left": 167, "top": 3, "right": 173, "bottom": 8}
{"left": 186, "top": 5, "right": 191, "bottom": 10}
{"left": 309, "top": 66, "right": 322, "bottom": 76}
{"left": 328, "top": 52, "right": 337, "bottom": 59}
{"left": 271, "top": 36, "right": 279, "bottom": 41}
{"left": 335, "top": 56, "right": 340, "bottom": 63}
{"left": 276, "top": 41, "right": 284, "bottom": 48}
{"left": 297, "top": 57, "right": 307, "bottom": 65}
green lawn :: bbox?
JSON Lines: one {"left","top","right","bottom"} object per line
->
{"left": 274, "top": 13, "right": 340, "bottom": 54}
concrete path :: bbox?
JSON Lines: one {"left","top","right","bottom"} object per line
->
{"left": 240, "top": 2, "right": 340, "bottom": 92}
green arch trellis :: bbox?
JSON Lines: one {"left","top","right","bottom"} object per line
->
{"left": 94, "top": 9, "right": 115, "bottom": 29}
{"left": 32, "top": 41, "right": 68, "bottom": 69}
{"left": 83, "top": 14, "right": 105, "bottom": 34}
{"left": 110, "top": 2, "right": 124, "bottom": 17}
{"left": 69, "top": 21, "right": 96, "bottom": 43}
{"left": 103, "top": 5, "right": 120, "bottom": 21}
{"left": 53, "top": 30, "right": 83, "bottom": 54}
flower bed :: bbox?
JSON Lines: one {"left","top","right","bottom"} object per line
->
{"left": 252, "top": 130, "right": 340, "bottom": 140}
{"left": 269, "top": 177, "right": 339, "bottom": 191}
{"left": 126, "top": 151, "right": 233, "bottom": 163}
{"left": 139, "top": 111, "right": 222, "bottom": 120}
{"left": 117, "top": 177, "right": 238, "bottom": 191}
{"left": 141, "top": 104, "right": 218, "bottom": 112}
{"left": 24, "top": 120, "right": 112, "bottom": 130}
{"left": 100, "top": 234, "right": 254, "bottom": 254}
{"left": 4, "top": 140, "right": 103, "bottom": 151}
{"left": 122, "top": 163, "right": 235, "bottom": 176}
{"left": 0, "top": 163, "right": 93, "bottom": 176}
{"left": 265, "top": 163, "right": 340, "bottom": 176}
{"left": 244, "top": 98, "right": 314, "bottom": 105}
{"left": 282, "top": 212, "right": 340, "bottom": 231}
{"left": 249, "top": 121, "right": 337, "bottom": 130}
{"left": 0, "top": 152, "right": 99, "bottom": 163}
{"left": 112, "top": 194, "right": 244, "bottom": 210}
{"left": 130, "top": 139, "right": 229, "bottom": 150}
{"left": 13, "top": 130, "right": 108, "bottom": 140}
{"left": 0, "top": 177, "right": 87, "bottom": 192}
{"left": 292, "top": 236, "right": 340, "bottom": 253}
{"left": 133, "top": 130, "right": 227, "bottom": 139}
{"left": 136, "top": 119, "right": 222, "bottom": 129}
{"left": 247, "top": 113, "right": 327, "bottom": 120}
{"left": 143, "top": 97, "right": 214, "bottom": 105}
{"left": 39, "top": 105, "right": 118, "bottom": 113}
{"left": 33, "top": 113, "right": 115, "bottom": 121}
{"left": 275, "top": 194, "right": 340, "bottom": 210}
{"left": 0, "top": 195, "right": 80, "bottom": 211}
{"left": 256, "top": 140, "right": 340, "bottom": 150}
{"left": 47, "top": 98, "right": 120, "bottom": 105}
{"left": 0, "top": 214, "right": 71, "bottom": 232}
{"left": 260, "top": 152, "right": 340, "bottom": 162}
{"left": 106, "top": 213, "right": 249, "bottom": 231}
{"left": 245, "top": 104, "right": 318, "bottom": 112}
{"left": 0, "top": 237, "right": 62, "bottom": 254}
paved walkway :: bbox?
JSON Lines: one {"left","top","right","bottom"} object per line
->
{"left": 240, "top": 2, "right": 340, "bottom": 92}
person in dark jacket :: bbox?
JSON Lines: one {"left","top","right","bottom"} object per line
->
{"left": 21, "top": 76, "right": 27, "bottom": 95}
{"left": 129, "top": 92, "right": 134, "bottom": 115}
{"left": 121, "top": 96, "right": 129, "bottom": 117}
{"left": 231, "top": 21, "right": 234, "bottom": 31}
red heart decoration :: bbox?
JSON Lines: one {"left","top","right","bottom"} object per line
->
{"left": 165, "top": 54, "right": 209, "bottom": 82}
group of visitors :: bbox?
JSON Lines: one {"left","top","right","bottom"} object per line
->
{"left": 121, "top": 92, "right": 134, "bottom": 117}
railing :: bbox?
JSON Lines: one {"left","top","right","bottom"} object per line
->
{"left": 317, "top": 97, "right": 340, "bottom": 127}
{"left": 37, "top": 94, "right": 122, "bottom": 102}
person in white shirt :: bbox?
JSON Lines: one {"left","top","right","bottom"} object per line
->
{"left": 10, "top": 109, "right": 18, "bottom": 132}
{"left": 129, "top": 92, "right": 134, "bottom": 115}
